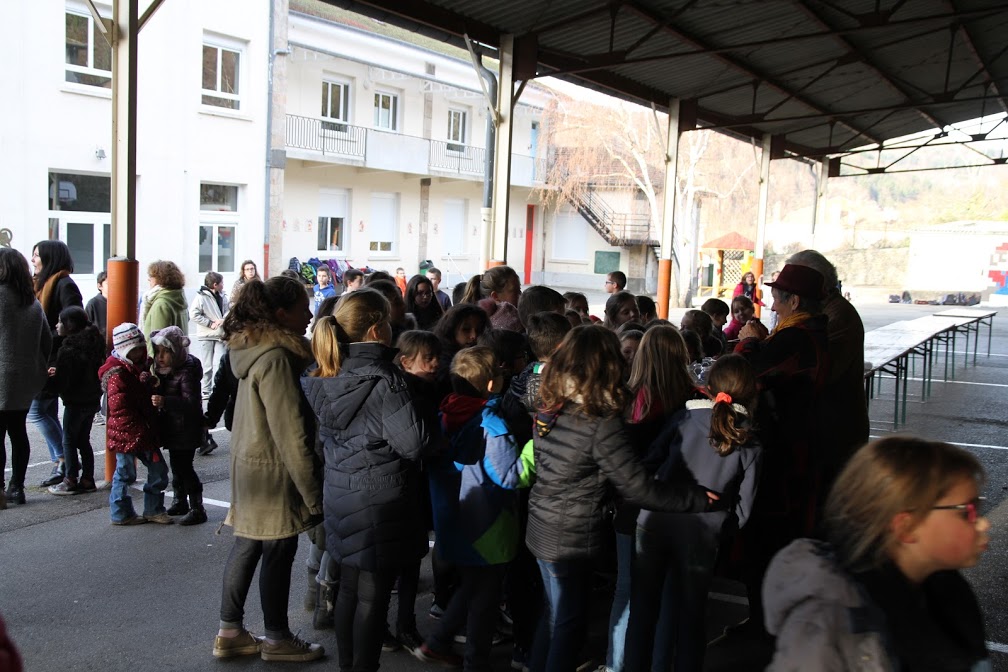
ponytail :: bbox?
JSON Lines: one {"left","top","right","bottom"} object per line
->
{"left": 310, "top": 289, "right": 390, "bottom": 377}
{"left": 705, "top": 354, "right": 758, "bottom": 456}
{"left": 460, "top": 274, "right": 483, "bottom": 304}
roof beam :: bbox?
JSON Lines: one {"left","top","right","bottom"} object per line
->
{"left": 617, "top": 0, "right": 884, "bottom": 147}
{"left": 797, "top": 0, "right": 953, "bottom": 132}
{"left": 945, "top": 0, "right": 1008, "bottom": 114}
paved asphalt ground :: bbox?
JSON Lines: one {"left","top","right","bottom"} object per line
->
{"left": 1, "top": 301, "right": 1006, "bottom": 671}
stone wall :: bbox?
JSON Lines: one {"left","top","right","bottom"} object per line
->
{"left": 765, "top": 247, "right": 910, "bottom": 288}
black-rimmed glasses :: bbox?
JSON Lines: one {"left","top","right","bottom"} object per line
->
{"left": 932, "top": 496, "right": 986, "bottom": 524}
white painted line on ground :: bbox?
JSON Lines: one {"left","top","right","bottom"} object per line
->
{"left": 127, "top": 485, "right": 230, "bottom": 509}
{"left": 709, "top": 592, "right": 748, "bottom": 606}
{"left": 870, "top": 435, "right": 1008, "bottom": 451}
{"left": 988, "top": 642, "right": 1008, "bottom": 654}
{"left": 907, "top": 378, "right": 1008, "bottom": 388}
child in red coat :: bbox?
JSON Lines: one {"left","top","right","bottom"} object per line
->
{"left": 100, "top": 323, "right": 172, "bottom": 526}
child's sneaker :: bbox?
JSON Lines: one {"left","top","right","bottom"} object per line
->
{"left": 77, "top": 477, "right": 98, "bottom": 493}
{"left": 143, "top": 512, "right": 174, "bottom": 524}
{"left": 260, "top": 634, "right": 324, "bottom": 662}
{"left": 212, "top": 630, "right": 262, "bottom": 658}
{"left": 49, "top": 478, "right": 80, "bottom": 495}
{"left": 398, "top": 629, "right": 425, "bottom": 659}
{"left": 419, "top": 643, "right": 462, "bottom": 667}
{"left": 382, "top": 627, "right": 401, "bottom": 652}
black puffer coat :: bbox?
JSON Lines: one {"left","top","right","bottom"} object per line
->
{"left": 526, "top": 403, "right": 710, "bottom": 562}
{"left": 51, "top": 326, "right": 105, "bottom": 407}
{"left": 302, "top": 342, "right": 428, "bottom": 571}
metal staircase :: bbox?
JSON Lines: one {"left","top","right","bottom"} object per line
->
{"left": 568, "top": 188, "right": 657, "bottom": 247}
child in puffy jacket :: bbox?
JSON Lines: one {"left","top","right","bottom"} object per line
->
{"left": 151, "top": 326, "right": 206, "bottom": 525}
{"left": 100, "top": 323, "right": 170, "bottom": 526}
{"left": 421, "top": 346, "right": 533, "bottom": 671}
{"left": 47, "top": 307, "right": 105, "bottom": 495}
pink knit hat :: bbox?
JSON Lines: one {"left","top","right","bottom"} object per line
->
{"left": 478, "top": 298, "right": 523, "bottom": 332}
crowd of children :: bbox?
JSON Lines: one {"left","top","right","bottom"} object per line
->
{"left": 0, "top": 251, "right": 993, "bottom": 672}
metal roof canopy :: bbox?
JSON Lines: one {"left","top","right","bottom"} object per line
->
{"left": 325, "top": 0, "right": 1008, "bottom": 170}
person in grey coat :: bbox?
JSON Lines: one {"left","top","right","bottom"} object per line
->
{"left": 189, "top": 271, "right": 229, "bottom": 399}
{"left": 0, "top": 247, "right": 53, "bottom": 506}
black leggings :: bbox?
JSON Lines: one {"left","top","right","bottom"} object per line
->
{"left": 334, "top": 564, "right": 397, "bottom": 672}
{"left": 167, "top": 448, "right": 202, "bottom": 494}
{"left": 0, "top": 409, "right": 30, "bottom": 489}
{"left": 219, "top": 535, "right": 299, "bottom": 640}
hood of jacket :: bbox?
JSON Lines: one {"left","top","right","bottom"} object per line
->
{"left": 148, "top": 287, "right": 188, "bottom": 312}
{"left": 439, "top": 393, "right": 488, "bottom": 434}
{"left": 764, "top": 539, "right": 870, "bottom": 635}
{"left": 228, "top": 323, "right": 313, "bottom": 380}
{"left": 301, "top": 341, "right": 401, "bottom": 432}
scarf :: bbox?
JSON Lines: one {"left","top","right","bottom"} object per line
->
{"left": 140, "top": 285, "right": 162, "bottom": 323}
{"left": 36, "top": 270, "right": 70, "bottom": 314}
{"left": 769, "top": 310, "right": 812, "bottom": 339}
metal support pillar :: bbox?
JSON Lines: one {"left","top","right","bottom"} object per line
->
{"left": 489, "top": 34, "right": 515, "bottom": 267}
{"left": 753, "top": 134, "right": 773, "bottom": 318}
{"left": 656, "top": 98, "right": 681, "bottom": 319}
{"left": 812, "top": 158, "right": 828, "bottom": 236}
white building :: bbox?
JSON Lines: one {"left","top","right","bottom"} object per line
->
{"left": 2, "top": 0, "right": 645, "bottom": 298}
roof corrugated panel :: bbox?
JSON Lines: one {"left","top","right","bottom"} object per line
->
{"left": 331, "top": 0, "right": 1008, "bottom": 158}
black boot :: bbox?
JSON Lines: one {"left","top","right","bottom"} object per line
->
{"left": 313, "top": 582, "right": 335, "bottom": 630}
{"left": 179, "top": 492, "right": 207, "bottom": 525}
{"left": 166, "top": 487, "right": 189, "bottom": 516}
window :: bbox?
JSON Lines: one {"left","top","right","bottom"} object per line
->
{"left": 65, "top": 10, "right": 111, "bottom": 88}
{"left": 199, "top": 182, "right": 239, "bottom": 272}
{"left": 202, "top": 42, "right": 241, "bottom": 109}
{"left": 442, "top": 199, "right": 467, "bottom": 255}
{"left": 373, "top": 92, "right": 398, "bottom": 131}
{"left": 322, "top": 80, "right": 350, "bottom": 132}
{"left": 200, "top": 183, "right": 238, "bottom": 211}
{"left": 447, "top": 108, "right": 467, "bottom": 149}
{"left": 46, "top": 171, "right": 111, "bottom": 274}
{"left": 318, "top": 189, "right": 349, "bottom": 253}
{"left": 552, "top": 208, "right": 588, "bottom": 261}
{"left": 369, "top": 193, "right": 398, "bottom": 253}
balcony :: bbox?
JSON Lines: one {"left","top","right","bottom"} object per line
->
{"left": 285, "top": 114, "right": 538, "bottom": 187}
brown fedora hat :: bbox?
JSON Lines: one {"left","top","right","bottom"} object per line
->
{"left": 766, "top": 263, "right": 825, "bottom": 299}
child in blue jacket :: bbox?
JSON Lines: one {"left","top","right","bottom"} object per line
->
{"left": 421, "top": 346, "right": 534, "bottom": 671}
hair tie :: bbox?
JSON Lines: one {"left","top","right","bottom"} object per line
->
{"left": 714, "top": 392, "right": 733, "bottom": 405}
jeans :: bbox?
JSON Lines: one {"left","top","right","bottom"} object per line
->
{"left": 167, "top": 448, "right": 202, "bottom": 495}
{"left": 219, "top": 535, "right": 299, "bottom": 640}
{"left": 195, "top": 338, "right": 225, "bottom": 397}
{"left": 531, "top": 558, "right": 593, "bottom": 672}
{"left": 428, "top": 564, "right": 505, "bottom": 672}
{"left": 505, "top": 544, "right": 543, "bottom": 655}
{"left": 62, "top": 404, "right": 97, "bottom": 482}
{"left": 624, "top": 527, "right": 717, "bottom": 672}
{"left": 0, "top": 409, "right": 30, "bottom": 489}
{"left": 28, "top": 396, "right": 63, "bottom": 463}
{"left": 606, "top": 532, "right": 633, "bottom": 672}
{"left": 109, "top": 450, "right": 169, "bottom": 521}
{"left": 334, "top": 564, "right": 397, "bottom": 672}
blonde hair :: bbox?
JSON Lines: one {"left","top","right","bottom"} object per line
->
{"left": 310, "top": 289, "right": 389, "bottom": 377}
{"left": 627, "top": 325, "right": 692, "bottom": 420}
{"left": 450, "top": 346, "right": 497, "bottom": 394}
{"left": 824, "top": 436, "right": 984, "bottom": 572}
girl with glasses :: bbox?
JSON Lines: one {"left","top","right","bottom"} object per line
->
{"left": 764, "top": 436, "right": 991, "bottom": 671}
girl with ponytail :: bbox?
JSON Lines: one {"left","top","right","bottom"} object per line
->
{"left": 302, "top": 288, "right": 428, "bottom": 672}
{"left": 624, "top": 354, "right": 762, "bottom": 672}
{"left": 458, "top": 266, "right": 520, "bottom": 306}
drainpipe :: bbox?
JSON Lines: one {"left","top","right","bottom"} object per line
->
{"left": 476, "top": 52, "right": 497, "bottom": 269}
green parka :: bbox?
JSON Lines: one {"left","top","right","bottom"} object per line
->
{"left": 224, "top": 322, "right": 322, "bottom": 540}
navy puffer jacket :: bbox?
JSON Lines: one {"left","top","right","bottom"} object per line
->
{"left": 302, "top": 342, "right": 428, "bottom": 571}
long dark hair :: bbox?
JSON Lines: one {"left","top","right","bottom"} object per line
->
{"left": 706, "top": 354, "right": 758, "bottom": 456}
{"left": 539, "top": 325, "right": 627, "bottom": 417}
{"left": 223, "top": 276, "right": 306, "bottom": 339}
{"left": 0, "top": 248, "right": 36, "bottom": 307}
{"left": 33, "top": 240, "right": 74, "bottom": 293}
{"left": 405, "top": 274, "right": 443, "bottom": 330}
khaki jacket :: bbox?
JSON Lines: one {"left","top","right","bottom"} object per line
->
{"left": 224, "top": 323, "right": 322, "bottom": 540}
